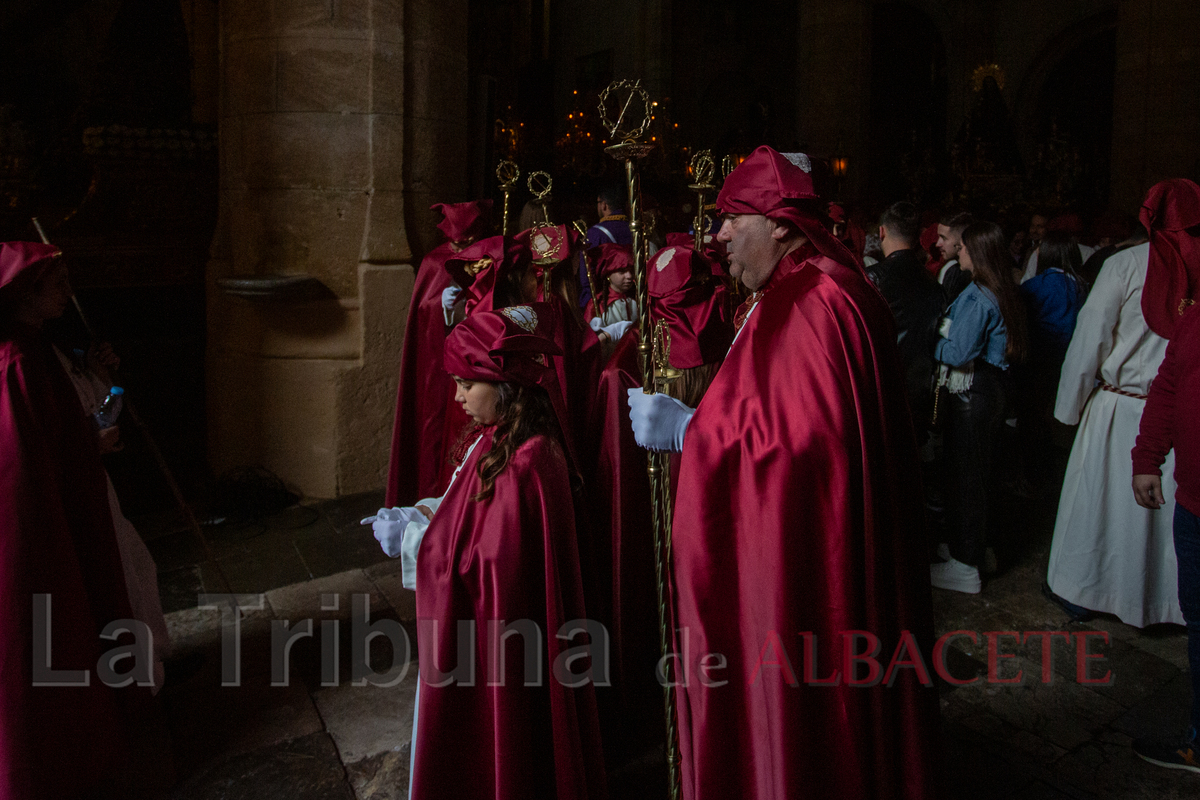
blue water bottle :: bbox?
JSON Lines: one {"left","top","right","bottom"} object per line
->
{"left": 93, "top": 386, "right": 124, "bottom": 428}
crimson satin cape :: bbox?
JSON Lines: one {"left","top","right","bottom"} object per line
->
{"left": 412, "top": 428, "right": 606, "bottom": 799}
{"left": 0, "top": 324, "right": 138, "bottom": 798}
{"left": 386, "top": 241, "right": 457, "bottom": 506}
{"left": 671, "top": 248, "right": 941, "bottom": 799}
{"left": 586, "top": 330, "right": 669, "bottom": 762}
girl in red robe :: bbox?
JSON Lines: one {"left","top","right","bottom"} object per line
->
{"left": 373, "top": 302, "right": 606, "bottom": 800}
{"left": 0, "top": 242, "right": 149, "bottom": 798}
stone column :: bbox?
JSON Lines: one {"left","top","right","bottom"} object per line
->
{"left": 796, "top": 0, "right": 871, "bottom": 200}
{"left": 1111, "top": 0, "right": 1200, "bottom": 211}
{"left": 208, "top": 0, "right": 467, "bottom": 498}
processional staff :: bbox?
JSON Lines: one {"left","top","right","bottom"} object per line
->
{"left": 598, "top": 79, "right": 682, "bottom": 800}
{"left": 496, "top": 159, "right": 520, "bottom": 235}
{"left": 688, "top": 150, "right": 716, "bottom": 252}
{"left": 570, "top": 219, "right": 602, "bottom": 315}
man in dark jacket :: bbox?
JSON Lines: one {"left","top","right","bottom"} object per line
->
{"left": 867, "top": 202, "right": 945, "bottom": 429}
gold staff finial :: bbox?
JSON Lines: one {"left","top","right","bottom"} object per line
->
{"left": 722, "top": 154, "right": 736, "bottom": 179}
{"left": 527, "top": 171, "right": 553, "bottom": 225}
{"left": 688, "top": 150, "right": 716, "bottom": 251}
{"left": 652, "top": 320, "right": 683, "bottom": 391}
{"left": 496, "top": 159, "right": 520, "bottom": 235}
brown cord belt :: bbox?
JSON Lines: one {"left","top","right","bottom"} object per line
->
{"left": 1099, "top": 382, "right": 1148, "bottom": 400}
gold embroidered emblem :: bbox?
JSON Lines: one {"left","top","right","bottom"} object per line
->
{"left": 500, "top": 305, "right": 538, "bottom": 332}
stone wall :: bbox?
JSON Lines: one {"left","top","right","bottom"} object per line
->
{"left": 208, "top": 0, "right": 467, "bottom": 498}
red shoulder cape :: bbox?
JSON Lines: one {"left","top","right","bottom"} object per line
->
{"left": 412, "top": 430, "right": 606, "bottom": 799}
{"left": 671, "top": 250, "right": 941, "bottom": 799}
{"left": 0, "top": 326, "right": 138, "bottom": 798}
{"left": 386, "top": 242, "right": 457, "bottom": 506}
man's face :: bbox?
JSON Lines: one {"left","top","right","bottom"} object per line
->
{"left": 596, "top": 197, "right": 609, "bottom": 219}
{"left": 716, "top": 214, "right": 788, "bottom": 291}
{"left": 1029, "top": 215, "right": 1047, "bottom": 242}
{"left": 936, "top": 224, "right": 962, "bottom": 260}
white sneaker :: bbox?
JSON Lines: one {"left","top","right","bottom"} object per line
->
{"left": 930, "top": 557, "right": 982, "bottom": 594}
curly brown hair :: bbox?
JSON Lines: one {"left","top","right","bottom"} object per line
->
{"left": 450, "top": 381, "right": 564, "bottom": 502}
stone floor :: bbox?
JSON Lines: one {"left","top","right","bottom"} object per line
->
{"left": 132, "top": 486, "right": 1198, "bottom": 799}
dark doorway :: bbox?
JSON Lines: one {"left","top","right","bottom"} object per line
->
{"left": 867, "top": 2, "right": 948, "bottom": 211}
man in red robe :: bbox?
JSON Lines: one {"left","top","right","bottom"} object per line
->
{"left": 0, "top": 242, "right": 147, "bottom": 797}
{"left": 385, "top": 200, "right": 492, "bottom": 507}
{"left": 628, "top": 147, "right": 940, "bottom": 799}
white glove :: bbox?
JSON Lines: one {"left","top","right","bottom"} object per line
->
{"left": 589, "top": 317, "right": 603, "bottom": 332}
{"left": 627, "top": 388, "right": 694, "bottom": 453}
{"left": 601, "top": 320, "right": 634, "bottom": 342}
{"left": 441, "top": 285, "right": 463, "bottom": 310}
{"left": 370, "top": 507, "right": 425, "bottom": 558}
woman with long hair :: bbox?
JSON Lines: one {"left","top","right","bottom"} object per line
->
{"left": 1017, "top": 230, "right": 1089, "bottom": 486}
{"left": 931, "top": 221, "right": 1028, "bottom": 593}
{"left": 370, "top": 302, "right": 606, "bottom": 800}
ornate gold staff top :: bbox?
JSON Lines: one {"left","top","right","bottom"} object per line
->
{"left": 688, "top": 150, "right": 716, "bottom": 252}
{"left": 526, "top": 171, "right": 553, "bottom": 226}
{"left": 496, "top": 159, "right": 520, "bottom": 236}
{"left": 527, "top": 218, "right": 564, "bottom": 301}
{"left": 599, "top": 79, "right": 655, "bottom": 391}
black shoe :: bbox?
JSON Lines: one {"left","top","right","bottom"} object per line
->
{"left": 1133, "top": 729, "right": 1200, "bottom": 774}
{"left": 1040, "top": 580, "right": 1096, "bottom": 623}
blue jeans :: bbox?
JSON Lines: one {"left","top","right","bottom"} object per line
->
{"left": 1175, "top": 502, "right": 1200, "bottom": 734}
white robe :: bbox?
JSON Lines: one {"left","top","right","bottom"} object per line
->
{"left": 1046, "top": 243, "right": 1181, "bottom": 627}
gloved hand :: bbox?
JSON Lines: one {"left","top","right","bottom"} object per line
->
{"left": 627, "top": 388, "right": 694, "bottom": 453}
{"left": 589, "top": 317, "right": 604, "bottom": 332}
{"left": 441, "top": 285, "right": 463, "bottom": 310}
{"left": 370, "top": 507, "right": 425, "bottom": 557}
{"left": 601, "top": 320, "right": 634, "bottom": 342}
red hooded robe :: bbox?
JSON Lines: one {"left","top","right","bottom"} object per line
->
{"left": 411, "top": 303, "right": 606, "bottom": 800}
{"left": 670, "top": 147, "right": 940, "bottom": 800}
{"left": 386, "top": 200, "right": 492, "bottom": 506}
{"left": 0, "top": 243, "right": 141, "bottom": 798}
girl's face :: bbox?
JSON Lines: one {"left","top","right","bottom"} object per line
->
{"left": 608, "top": 267, "right": 635, "bottom": 295}
{"left": 19, "top": 261, "right": 72, "bottom": 325}
{"left": 958, "top": 243, "right": 975, "bottom": 273}
{"left": 452, "top": 377, "right": 501, "bottom": 425}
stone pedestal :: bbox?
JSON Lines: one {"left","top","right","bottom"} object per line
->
{"left": 208, "top": 0, "right": 467, "bottom": 498}
{"left": 1111, "top": 0, "right": 1200, "bottom": 210}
